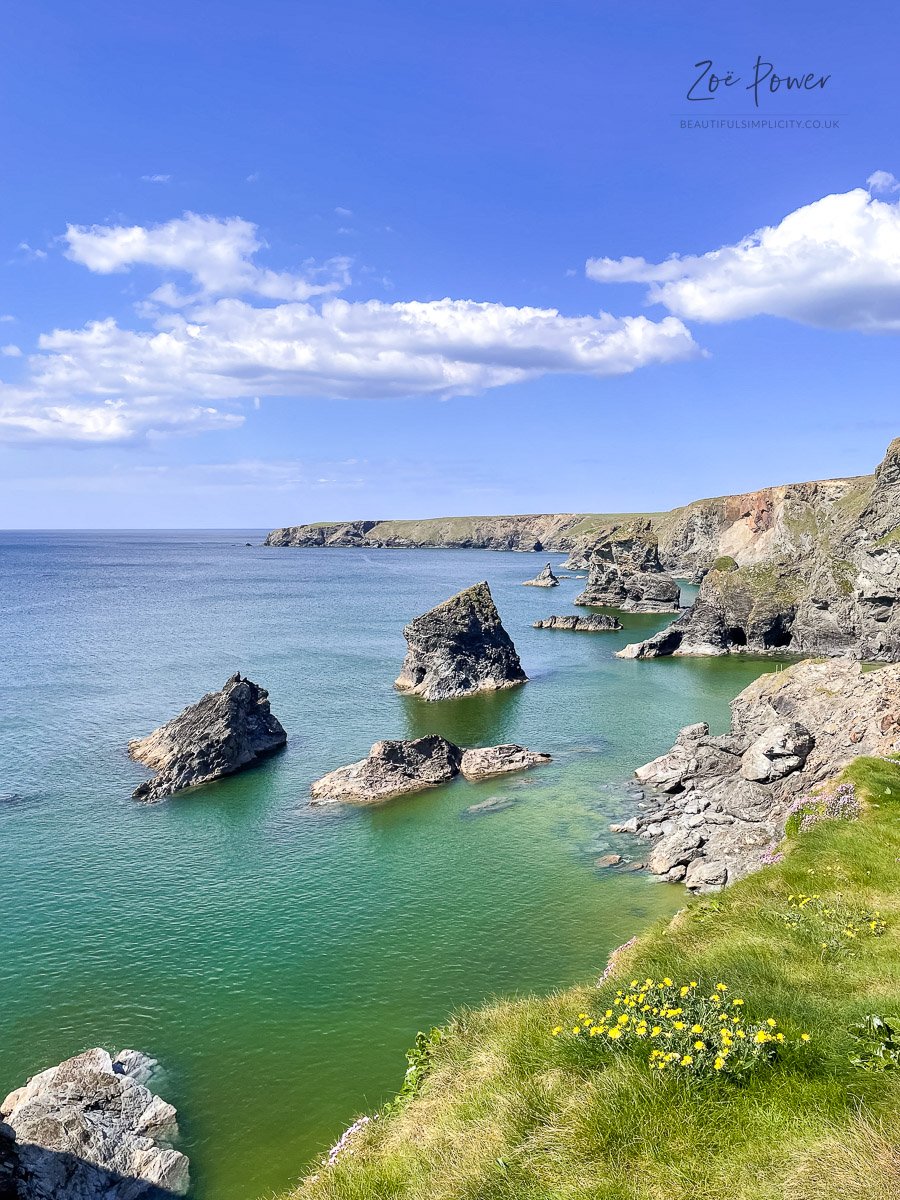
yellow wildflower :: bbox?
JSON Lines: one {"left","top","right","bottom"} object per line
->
{"left": 552, "top": 1026, "right": 563, "bottom": 1036}
{"left": 801, "top": 1033, "right": 811, "bottom": 1043}
{"left": 714, "top": 1057, "right": 725, "bottom": 1070}
{"left": 662, "top": 977, "right": 673, "bottom": 987}
{"left": 681, "top": 1055, "right": 693, "bottom": 1066}
{"left": 694, "top": 1040, "right": 705, "bottom": 1050}
{"left": 691, "top": 1024, "right": 703, "bottom": 1034}
{"left": 607, "top": 1027, "right": 622, "bottom": 1040}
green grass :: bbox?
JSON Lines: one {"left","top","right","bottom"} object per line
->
{"left": 287, "top": 758, "right": 900, "bottom": 1200}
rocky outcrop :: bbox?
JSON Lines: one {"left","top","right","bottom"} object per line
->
{"left": 621, "top": 439, "right": 900, "bottom": 663}
{"left": 0, "top": 1048, "right": 188, "bottom": 1198}
{"left": 522, "top": 564, "right": 559, "bottom": 587}
{"left": 310, "top": 737, "right": 550, "bottom": 803}
{"left": 532, "top": 615, "right": 622, "bottom": 631}
{"left": 129, "top": 674, "right": 287, "bottom": 802}
{"left": 621, "top": 659, "right": 900, "bottom": 891}
{"left": 394, "top": 583, "right": 527, "bottom": 701}
{"left": 459, "top": 745, "right": 551, "bottom": 779}
{"left": 574, "top": 523, "right": 681, "bottom": 613}
{"left": 265, "top": 514, "right": 611, "bottom": 552}
{"left": 310, "top": 736, "right": 462, "bottom": 804}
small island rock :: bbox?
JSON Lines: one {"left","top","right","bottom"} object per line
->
{"left": 310, "top": 736, "right": 462, "bottom": 805}
{"left": 310, "top": 737, "right": 550, "bottom": 804}
{"left": 394, "top": 582, "right": 527, "bottom": 701}
{"left": 522, "top": 563, "right": 560, "bottom": 587}
{"left": 0, "top": 1048, "right": 189, "bottom": 1198}
{"left": 532, "top": 614, "right": 623, "bottom": 631}
{"left": 459, "top": 744, "right": 551, "bottom": 779}
{"left": 129, "top": 674, "right": 287, "bottom": 802}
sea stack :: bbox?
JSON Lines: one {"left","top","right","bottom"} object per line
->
{"left": 523, "top": 563, "right": 559, "bottom": 587}
{"left": 574, "top": 522, "right": 680, "bottom": 613}
{"left": 129, "top": 674, "right": 287, "bottom": 802}
{"left": 0, "top": 1048, "right": 189, "bottom": 1197}
{"left": 533, "top": 614, "right": 622, "bottom": 631}
{"left": 394, "top": 582, "right": 527, "bottom": 701}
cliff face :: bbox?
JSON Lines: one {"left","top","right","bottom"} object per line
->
{"left": 574, "top": 522, "right": 681, "bottom": 613}
{"left": 621, "top": 440, "right": 900, "bottom": 662}
{"left": 264, "top": 513, "right": 652, "bottom": 552}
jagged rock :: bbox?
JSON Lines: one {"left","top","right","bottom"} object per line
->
{"left": 310, "top": 736, "right": 462, "bottom": 804}
{"left": 740, "top": 722, "right": 814, "bottom": 782}
{"left": 394, "top": 582, "right": 527, "bottom": 701}
{"left": 620, "top": 438, "right": 900, "bottom": 663}
{"left": 459, "top": 745, "right": 551, "bottom": 780}
{"left": 647, "top": 828, "right": 703, "bottom": 874}
{"left": 532, "top": 614, "right": 622, "bottom": 631}
{"left": 310, "top": 737, "right": 549, "bottom": 804}
{"left": 626, "top": 658, "right": 900, "bottom": 891}
{"left": 129, "top": 675, "right": 286, "bottom": 802}
{"left": 0, "top": 1048, "right": 188, "bottom": 1198}
{"left": 522, "top": 563, "right": 559, "bottom": 587}
{"left": 574, "top": 522, "right": 681, "bottom": 613}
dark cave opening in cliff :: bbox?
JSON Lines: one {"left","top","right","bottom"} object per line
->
{"left": 725, "top": 627, "right": 748, "bottom": 647}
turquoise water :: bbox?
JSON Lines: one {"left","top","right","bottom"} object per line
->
{"left": 0, "top": 533, "right": 784, "bottom": 1198}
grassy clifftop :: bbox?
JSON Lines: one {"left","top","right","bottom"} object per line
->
{"left": 288, "top": 758, "right": 900, "bottom": 1200}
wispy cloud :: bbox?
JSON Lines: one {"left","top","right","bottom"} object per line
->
{"left": 0, "top": 211, "right": 699, "bottom": 444}
{"left": 587, "top": 175, "right": 900, "bottom": 333}
{"left": 141, "top": 174, "right": 172, "bottom": 183}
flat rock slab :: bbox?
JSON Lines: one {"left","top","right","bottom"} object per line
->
{"left": 0, "top": 1048, "right": 189, "bottom": 1198}
{"left": 129, "top": 674, "right": 286, "bottom": 802}
{"left": 311, "top": 738, "right": 551, "bottom": 804}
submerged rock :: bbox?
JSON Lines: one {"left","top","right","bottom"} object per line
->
{"left": 464, "top": 796, "right": 517, "bottom": 816}
{"left": 0, "top": 1048, "right": 189, "bottom": 1198}
{"left": 574, "top": 523, "right": 680, "bottom": 613}
{"left": 623, "top": 658, "right": 900, "bottom": 892}
{"left": 594, "top": 853, "right": 623, "bottom": 868}
{"left": 310, "top": 738, "right": 550, "bottom": 804}
{"left": 394, "top": 582, "right": 527, "bottom": 701}
{"left": 129, "top": 674, "right": 287, "bottom": 802}
{"left": 522, "top": 563, "right": 560, "bottom": 587}
{"left": 532, "top": 614, "right": 622, "bottom": 631}
{"left": 310, "top": 736, "right": 462, "bottom": 804}
{"left": 459, "top": 744, "right": 551, "bottom": 780}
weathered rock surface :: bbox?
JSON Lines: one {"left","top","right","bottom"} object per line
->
{"left": 620, "top": 439, "right": 900, "bottom": 662}
{"left": 310, "top": 737, "right": 550, "bottom": 804}
{"left": 129, "top": 675, "right": 287, "bottom": 802}
{"left": 522, "top": 563, "right": 559, "bottom": 587}
{"left": 574, "top": 523, "right": 681, "bottom": 613}
{"left": 265, "top": 514, "right": 606, "bottom": 552}
{"left": 459, "top": 744, "right": 551, "bottom": 779}
{"left": 0, "top": 1048, "right": 188, "bottom": 1198}
{"left": 394, "top": 582, "right": 527, "bottom": 701}
{"left": 532, "top": 614, "right": 622, "bottom": 631}
{"left": 622, "top": 659, "right": 900, "bottom": 892}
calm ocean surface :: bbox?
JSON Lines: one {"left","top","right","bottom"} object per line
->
{"left": 0, "top": 531, "right": 784, "bottom": 1198}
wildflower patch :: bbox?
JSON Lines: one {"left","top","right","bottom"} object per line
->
{"left": 552, "top": 978, "right": 810, "bottom": 1081}
{"left": 777, "top": 892, "right": 885, "bottom": 960}
{"left": 786, "top": 781, "right": 861, "bottom": 835}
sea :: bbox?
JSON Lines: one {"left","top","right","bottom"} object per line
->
{"left": 0, "top": 531, "right": 785, "bottom": 1198}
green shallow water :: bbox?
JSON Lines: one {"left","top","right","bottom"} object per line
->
{"left": 0, "top": 533, "right": 786, "bottom": 1198}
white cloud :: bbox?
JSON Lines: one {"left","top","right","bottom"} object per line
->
{"left": 0, "top": 298, "right": 698, "bottom": 442}
{"left": 18, "top": 241, "right": 47, "bottom": 260}
{"left": 335, "top": 206, "right": 353, "bottom": 216}
{"left": 246, "top": 172, "right": 260, "bottom": 184}
{"left": 141, "top": 174, "right": 171, "bottom": 183}
{"left": 1, "top": 210, "right": 700, "bottom": 443}
{"left": 587, "top": 181, "right": 900, "bottom": 332}
{"left": 1, "top": 344, "right": 22, "bottom": 357}
{"left": 63, "top": 213, "right": 351, "bottom": 303}
{"left": 867, "top": 170, "right": 900, "bottom": 195}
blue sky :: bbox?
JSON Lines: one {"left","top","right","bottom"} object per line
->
{"left": 3, "top": 0, "right": 900, "bottom": 527}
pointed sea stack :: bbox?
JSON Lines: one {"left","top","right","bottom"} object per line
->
{"left": 394, "top": 582, "right": 527, "bottom": 701}
{"left": 129, "top": 674, "right": 287, "bottom": 802}
{"left": 522, "top": 563, "right": 560, "bottom": 587}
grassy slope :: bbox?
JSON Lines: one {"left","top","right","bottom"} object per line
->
{"left": 289, "top": 758, "right": 900, "bottom": 1200}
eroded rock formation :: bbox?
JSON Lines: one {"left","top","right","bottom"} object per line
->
{"left": 522, "top": 563, "right": 559, "bottom": 587}
{"left": 532, "top": 614, "right": 622, "bottom": 631}
{"left": 621, "top": 659, "right": 900, "bottom": 891}
{"left": 0, "top": 1048, "right": 189, "bottom": 1198}
{"left": 310, "top": 737, "right": 550, "bottom": 803}
{"left": 394, "top": 582, "right": 527, "bottom": 701}
{"left": 574, "top": 523, "right": 681, "bottom": 613}
{"left": 129, "top": 674, "right": 287, "bottom": 802}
